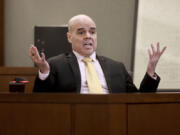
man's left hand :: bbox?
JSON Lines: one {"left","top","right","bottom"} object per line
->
{"left": 147, "top": 42, "right": 167, "bottom": 78}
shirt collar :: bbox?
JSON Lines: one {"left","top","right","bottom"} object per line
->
{"left": 73, "top": 50, "right": 97, "bottom": 62}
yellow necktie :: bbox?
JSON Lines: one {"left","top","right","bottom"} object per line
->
{"left": 82, "top": 57, "right": 103, "bottom": 94}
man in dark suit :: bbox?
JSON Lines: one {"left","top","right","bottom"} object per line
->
{"left": 29, "top": 14, "right": 166, "bottom": 93}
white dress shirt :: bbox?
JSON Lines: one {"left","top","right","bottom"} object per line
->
{"left": 39, "top": 51, "right": 109, "bottom": 94}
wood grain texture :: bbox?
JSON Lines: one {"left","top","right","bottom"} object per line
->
{"left": 128, "top": 103, "right": 180, "bottom": 135}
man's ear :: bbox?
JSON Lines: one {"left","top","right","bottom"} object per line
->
{"left": 67, "top": 32, "right": 72, "bottom": 43}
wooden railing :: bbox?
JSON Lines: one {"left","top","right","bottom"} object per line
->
{"left": 0, "top": 93, "right": 180, "bottom": 135}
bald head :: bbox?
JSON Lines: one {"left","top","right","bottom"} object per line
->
{"left": 67, "top": 14, "right": 97, "bottom": 57}
{"left": 68, "top": 14, "right": 96, "bottom": 33}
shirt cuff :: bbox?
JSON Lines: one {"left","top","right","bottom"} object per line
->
{"left": 38, "top": 70, "right": 49, "bottom": 80}
{"left": 151, "top": 73, "right": 158, "bottom": 80}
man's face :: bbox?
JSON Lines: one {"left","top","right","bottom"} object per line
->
{"left": 67, "top": 17, "right": 97, "bottom": 57}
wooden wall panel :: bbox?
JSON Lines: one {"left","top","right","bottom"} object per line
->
{"left": 128, "top": 104, "right": 180, "bottom": 135}
{"left": 0, "top": 103, "right": 71, "bottom": 135}
{"left": 74, "top": 104, "right": 127, "bottom": 135}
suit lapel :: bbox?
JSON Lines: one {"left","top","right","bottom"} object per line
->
{"left": 66, "top": 52, "right": 81, "bottom": 93}
{"left": 97, "top": 55, "right": 112, "bottom": 93}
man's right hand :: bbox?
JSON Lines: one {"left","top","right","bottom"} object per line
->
{"left": 29, "top": 45, "right": 50, "bottom": 74}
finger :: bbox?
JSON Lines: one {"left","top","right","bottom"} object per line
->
{"left": 29, "top": 45, "right": 33, "bottom": 57}
{"left": 29, "top": 45, "right": 36, "bottom": 56}
{"left": 41, "top": 52, "right": 46, "bottom": 62}
{"left": 29, "top": 45, "right": 36, "bottom": 58}
{"left": 32, "top": 46, "right": 41, "bottom": 60}
{"left": 151, "top": 44, "right": 155, "bottom": 54}
{"left": 160, "top": 46, "right": 167, "bottom": 56}
{"left": 156, "top": 42, "right": 160, "bottom": 53}
{"left": 148, "top": 49, "right": 152, "bottom": 59}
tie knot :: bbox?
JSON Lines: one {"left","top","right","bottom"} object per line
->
{"left": 82, "top": 57, "right": 92, "bottom": 63}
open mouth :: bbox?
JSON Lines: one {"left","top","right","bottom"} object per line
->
{"left": 83, "top": 43, "right": 92, "bottom": 46}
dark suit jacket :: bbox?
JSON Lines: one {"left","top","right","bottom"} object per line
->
{"left": 33, "top": 52, "right": 160, "bottom": 93}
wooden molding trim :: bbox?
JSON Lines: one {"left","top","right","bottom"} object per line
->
{"left": 0, "top": 67, "right": 38, "bottom": 75}
{"left": 0, "top": 0, "right": 3, "bottom": 66}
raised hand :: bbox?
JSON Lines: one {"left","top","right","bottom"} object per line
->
{"left": 29, "top": 45, "right": 50, "bottom": 74}
{"left": 147, "top": 42, "right": 166, "bottom": 77}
